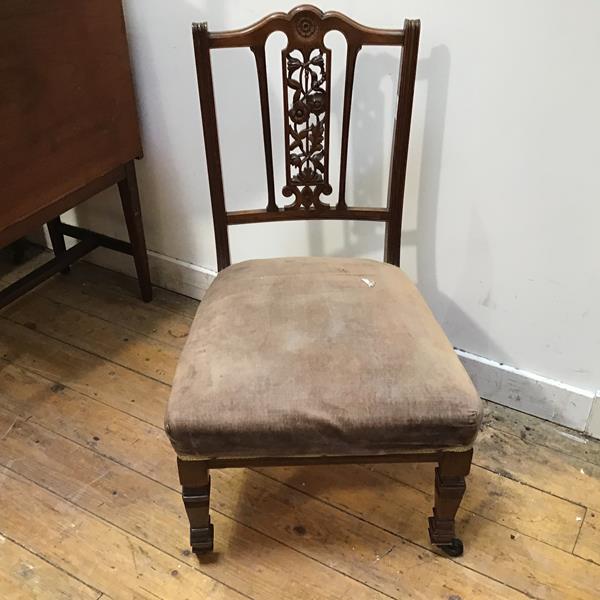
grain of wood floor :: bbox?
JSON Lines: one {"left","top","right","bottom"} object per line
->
{"left": 1, "top": 250, "right": 600, "bottom": 599}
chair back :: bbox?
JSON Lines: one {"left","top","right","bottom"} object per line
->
{"left": 193, "top": 5, "right": 420, "bottom": 270}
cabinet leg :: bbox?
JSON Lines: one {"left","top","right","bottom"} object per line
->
{"left": 118, "top": 161, "right": 152, "bottom": 302}
{"left": 47, "top": 218, "right": 70, "bottom": 274}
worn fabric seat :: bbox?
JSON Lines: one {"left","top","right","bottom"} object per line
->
{"left": 165, "top": 257, "right": 482, "bottom": 459}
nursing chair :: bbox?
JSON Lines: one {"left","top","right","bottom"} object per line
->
{"left": 165, "top": 5, "right": 482, "bottom": 558}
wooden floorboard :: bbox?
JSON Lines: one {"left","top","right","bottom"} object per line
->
{"left": 0, "top": 534, "right": 102, "bottom": 600}
{"left": 575, "top": 510, "right": 600, "bottom": 564}
{"left": 0, "top": 411, "right": 393, "bottom": 600}
{"left": 366, "top": 460, "right": 584, "bottom": 551}
{"left": 1, "top": 259, "right": 600, "bottom": 599}
{"left": 0, "top": 466, "right": 245, "bottom": 600}
{"left": 484, "top": 401, "right": 600, "bottom": 467}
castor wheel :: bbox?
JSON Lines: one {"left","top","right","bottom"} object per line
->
{"left": 438, "top": 538, "right": 463, "bottom": 557}
{"left": 190, "top": 523, "right": 214, "bottom": 554}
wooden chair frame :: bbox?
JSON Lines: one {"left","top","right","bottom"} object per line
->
{"left": 180, "top": 5, "right": 472, "bottom": 557}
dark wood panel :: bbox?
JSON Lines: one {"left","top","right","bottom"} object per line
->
{"left": 0, "top": 165, "right": 125, "bottom": 247}
{"left": 0, "top": 0, "right": 141, "bottom": 245}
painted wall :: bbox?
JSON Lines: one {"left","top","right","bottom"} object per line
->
{"left": 66, "top": 1, "right": 600, "bottom": 426}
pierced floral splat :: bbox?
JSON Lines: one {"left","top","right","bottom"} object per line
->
{"left": 282, "top": 46, "right": 332, "bottom": 210}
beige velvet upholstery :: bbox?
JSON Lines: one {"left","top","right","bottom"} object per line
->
{"left": 165, "top": 257, "right": 483, "bottom": 458}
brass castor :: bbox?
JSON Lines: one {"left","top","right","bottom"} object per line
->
{"left": 190, "top": 523, "right": 214, "bottom": 554}
{"left": 438, "top": 538, "right": 463, "bottom": 557}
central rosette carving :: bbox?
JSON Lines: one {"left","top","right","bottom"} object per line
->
{"left": 296, "top": 16, "right": 318, "bottom": 38}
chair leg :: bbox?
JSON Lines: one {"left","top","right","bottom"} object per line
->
{"left": 428, "top": 448, "right": 472, "bottom": 557}
{"left": 47, "top": 217, "right": 70, "bottom": 274}
{"left": 118, "top": 160, "right": 152, "bottom": 302}
{"left": 177, "top": 458, "right": 213, "bottom": 554}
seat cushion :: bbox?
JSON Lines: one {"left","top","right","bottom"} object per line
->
{"left": 165, "top": 257, "right": 482, "bottom": 458}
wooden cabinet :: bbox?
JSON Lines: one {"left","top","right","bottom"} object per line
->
{"left": 0, "top": 0, "right": 151, "bottom": 305}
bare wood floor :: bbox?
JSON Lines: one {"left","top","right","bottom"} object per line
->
{"left": 1, "top": 249, "right": 600, "bottom": 599}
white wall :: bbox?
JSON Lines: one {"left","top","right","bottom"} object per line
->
{"left": 67, "top": 1, "right": 600, "bottom": 431}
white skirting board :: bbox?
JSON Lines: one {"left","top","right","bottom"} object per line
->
{"left": 587, "top": 398, "right": 600, "bottom": 440}
{"left": 456, "top": 349, "right": 599, "bottom": 438}
{"left": 64, "top": 245, "right": 600, "bottom": 440}
{"left": 83, "top": 245, "right": 215, "bottom": 300}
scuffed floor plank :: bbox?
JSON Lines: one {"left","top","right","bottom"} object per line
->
{"left": 0, "top": 535, "right": 101, "bottom": 599}
{"left": 484, "top": 400, "right": 600, "bottom": 467}
{"left": 0, "top": 319, "right": 168, "bottom": 427}
{"left": 8, "top": 262, "right": 194, "bottom": 349}
{"left": 476, "top": 427, "right": 600, "bottom": 511}
{"left": 575, "top": 510, "right": 600, "bottom": 565}
{"left": 259, "top": 465, "right": 600, "bottom": 600}
{"left": 2, "top": 293, "right": 178, "bottom": 384}
{"left": 0, "top": 248, "right": 199, "bottom": 319}
{"left": 369, "top": 461, "right": 584, "bottom": 551}
{"left": 0, "top": 467, "right": 245, "bottom": 600}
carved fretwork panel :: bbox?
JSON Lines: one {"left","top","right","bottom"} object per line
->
{"left": 282, "top": 42, "right": 332, "bottom": 210}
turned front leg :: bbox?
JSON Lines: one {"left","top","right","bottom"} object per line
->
{"left": 177, "top": 458, "right": 213, "bottom": 554}
{"left": 428, "top": 449, "right": 472, "bottom": 556}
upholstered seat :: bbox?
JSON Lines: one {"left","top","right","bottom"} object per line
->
{"left": 165, "top": 257, "right": 482, "bottom": 459}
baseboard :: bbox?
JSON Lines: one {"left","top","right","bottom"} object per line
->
{"left": 457, "top": 349, "right": 597, "bottom": 435}
{"left": 586, "top": 397, "right": 600, "bottom": 439}
{"left": 35, "top": 240, "right": 600, "bottom": 439}
{"left": 82, "top": 246, "right": 216, "bottom": 300}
